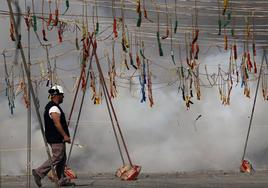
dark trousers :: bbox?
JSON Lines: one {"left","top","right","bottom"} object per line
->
{"left": 35, "top": 143, "right": 66, "bottom": 180}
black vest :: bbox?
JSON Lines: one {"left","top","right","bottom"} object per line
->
{"left": 44, "top": 101, "right": 70, "bottom": 143}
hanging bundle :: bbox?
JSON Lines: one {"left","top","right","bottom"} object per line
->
{"left": 218, "top": 66, "right": 226, "bottom": 104}
{"left": 241, "top": 56, "right": 250, "bottom": 98}
{"left": 247, "top": 52, "right": 252, "bottom": 72}
{"left": 89, "top": 62, "right": 97, "bottom": 103}
{"left": 80, "top": 64, "right": 87, "bottom": 92}
{"left": 19, "top": 65, "right": 30, "bottom": 108}
{"left": 184, "top": 74, "right": 194, "bottom": 110}
{"left": 122, "top": 33, "right": 128, "bottom": 52}
{"left": 233, "top": 43, "right": 239, "bottom": 84}
{"left": 105, "top": 49, "right": 117, "bottom": 98}
{"left": 194, "top": 67, "right": 201, "bottom": 100}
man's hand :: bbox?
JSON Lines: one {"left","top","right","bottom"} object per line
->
{"left": 63, "top": 135, "right": 71, "bottom": 143}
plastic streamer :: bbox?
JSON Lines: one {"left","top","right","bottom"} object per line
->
{"left": 112, "top": 0, "right": 118, "bottom": 38}
{"left": 136, "top": 0, "right": 142, "bottom": 27}
{"left": 147, "top": 60, "right": 154, "bottom": 107}
{"left": 217, "top": 0, "right": 222, "bottom": 35}
{"left": 139, "top": 59, "right": 146, "bottom": 103}
{"left": 20, "top": 64, "right": 30, "bottom": 108}
{"left": 170, "top": 19, "right": 176, "bottom": 65}
{"left": 63, "top": 0, "right": 70, "bottom": 15}
{"left": 42, "top": 0, "right": 48, "bottom": 41}
{"left": 105, "top": 47, "right": 117, "bottom": 98}
{"left": 161, "top": 0, "right": 169, "bottom": 40}
{"left": 32, "top": 0, "right": 37, "bottom": 32}
{"left": 111, "top": 40, "right": 118, "bottom": 97}
{"left": 143, "top": 0, "right": 153, "bottom": 23}
{"left": 261, "top": 64, "right": 268, "bottom": 100}
{"left": 94, "top": 0, "right": 99, "bottom": 35}
{"left": 47, "top": 0, "right": 53, "bottom": 26}
{"left": 133, "top": 31, "right": 139, "bottom": 69}
{"left": 222, "top": 0, "right": 228, "bottom": 16}
{"left": 155, "top": 1, "right": 163, "bottom": 56}
{"left": 174, "top": 0, "right": 178, "bottom": 34}
{"left": 241, "top": 45, "right": 250, "bottom": 98}
{"left": 53, "top": 0, "right": 59, "bottom": 26}
{"left": 252, "top": 12, "right": 257, "bottom": 74}
{"left": 3, "top": 51, "right": 15, "bottom": 115}
{"left": 191, "top": 0, "right": 199, "bottom": 61}
{"left": 121, "top": 0, "right": 128, "bottom": 53}
{"left": 9, "top": 17, "right": 16, "bottom": 41}
{"left": 129, "top": 33, "right": 137, "bottom": 69}
{"left": 75, "top": 23, "right": 80, "bottom": 50}
{"left": 24, "top": 7, "right": 30, "bottom": 31}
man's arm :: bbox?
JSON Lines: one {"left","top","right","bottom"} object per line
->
{"left": 50, "top": 112, "right": 71, "bottom": 143}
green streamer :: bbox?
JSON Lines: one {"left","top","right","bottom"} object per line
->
{"left": 157, "top": 32, "right": 163, "bottom": 56}
{"left": 33, "top": 15, "right": 37, "bottom": 31}
{"left": 218, "top": 19, "right": 222, "bottom": 35}
{"left": 63, "top": 0, "right": 70, "bottom": 14}
{"left": 137, "top": 12, "right": 142, "bottom": 27}
{"left": 231, "top": 28, "right": 235, "bottom": 37}
{"left": 95, "top": 22, "right": 99, "bottom": 35}
{"left": 174, "top": 20, "right": 178, "bottom": 34}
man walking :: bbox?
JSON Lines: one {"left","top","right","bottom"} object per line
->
{"left": 32, "top": 85, "right": 71, "bottom": 187}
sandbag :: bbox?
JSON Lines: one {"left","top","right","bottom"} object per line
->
{"left": 116, "top": 164, "right": 141, "bottom": 180}
{"left": 47, "top": 166, "right": 77, "bottom": 181}
{"left": 240, "top": 159, "right": 254, "bottom": 173}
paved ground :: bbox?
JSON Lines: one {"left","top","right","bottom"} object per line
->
{"left": 1, "top": 170, "right": 268, "bottom": 188}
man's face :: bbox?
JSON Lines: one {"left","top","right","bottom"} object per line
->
{"left": 58, "top": 93, "right": 64, "bottom": 104}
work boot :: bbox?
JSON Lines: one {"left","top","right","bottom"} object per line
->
{"left": 32, "top": 169, "right": 42, "bottom": 187}
{"left": 58, "top": 177, "right": 75, "bottom": 187}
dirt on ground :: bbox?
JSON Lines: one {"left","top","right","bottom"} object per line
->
{"left": 1, "top": 170, "right": 268, "bottom": 188}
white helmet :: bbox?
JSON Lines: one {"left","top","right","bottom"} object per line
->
{"left": 49, "top": 85, "right": 64, "bottom": 95}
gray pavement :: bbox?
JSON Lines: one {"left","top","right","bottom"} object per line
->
{"left": 1, "top": 170, "right": 268, "bottom": 188}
